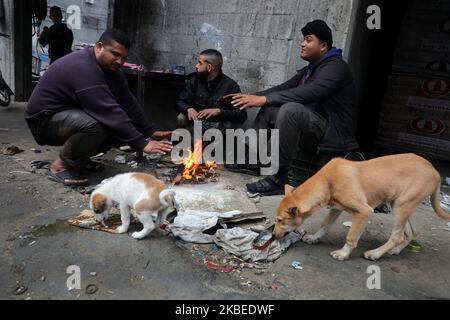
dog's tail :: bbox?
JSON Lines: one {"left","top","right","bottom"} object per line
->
{"left": 159, "top": 189, "right": 176, "bottom": 209}
{"left": 431, "top": 184, "right": 450, "bottom": 221}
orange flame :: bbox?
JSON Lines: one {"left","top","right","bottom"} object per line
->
{"left": 182, "top": 141, "right": 217, "bottom": 180}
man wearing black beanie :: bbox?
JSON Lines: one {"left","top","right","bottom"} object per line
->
{"left": 225, "top": 20, "right": 358, "bottom": 196}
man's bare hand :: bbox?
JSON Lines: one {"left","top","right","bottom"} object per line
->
{"left": 152, "top": 131, "right": 174, "bottom": 140}
{"left": 143, "top": 140, "right": 173, "bottom": 155}
{"left": 223, "top": 94, "right": 267, "bottom": 111}
{"left": 198, "top": 108, "right": 221, "bottom": 120}
{"left": 187, "top": 108, "right": 199, "bottom": 121}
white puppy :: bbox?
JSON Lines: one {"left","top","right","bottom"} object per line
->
{"left": 90, "top": 172, "right": 176, "bottom": 239}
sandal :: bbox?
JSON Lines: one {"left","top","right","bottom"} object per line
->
{"left": 85, "top": 160, "right": 105, "bottom": 173}
{"left": 246, "top": 176, "right": 284, "bottom": 196}
{"left": 30, "top": 160, "right": 52, "bottom": 170}
{"left": 47, "top": 170, "right": 90, "bottom": 187}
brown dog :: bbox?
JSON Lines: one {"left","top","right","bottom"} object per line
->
{"left": 273, "top": 153, "right": 450, "bottom": 261}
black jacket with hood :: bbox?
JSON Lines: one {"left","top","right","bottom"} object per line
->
{"left": 256, "top": 48, "right": 359, "bottom": 153}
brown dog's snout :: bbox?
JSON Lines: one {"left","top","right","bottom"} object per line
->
{"left": 272, "top": 225, "right": 285, "bottom": 240}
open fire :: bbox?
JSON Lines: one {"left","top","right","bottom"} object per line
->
{"left": 167, "top": 140, "right": 218, "bottom": 185}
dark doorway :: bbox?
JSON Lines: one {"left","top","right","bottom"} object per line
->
{"left": 347, "top": 0, "right": 409, "bottom": 153}
{"left": 13, "top": 0, "right": 32, "bottom": 101}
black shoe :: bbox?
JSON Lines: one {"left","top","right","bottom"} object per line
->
{"left": 225, "top": 163, "right": 261, "bottom": 176}
{"left": 246, "top": 176, "right": 284, "bottom": 196}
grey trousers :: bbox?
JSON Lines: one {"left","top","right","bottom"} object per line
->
{"left": 254, "top": 102, "right": 327, "bottom": 170}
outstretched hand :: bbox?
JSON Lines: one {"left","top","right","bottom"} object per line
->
{"left": 186, "top": 108, "right": 199, "bottom": 121}
{"left": 223, "top": 94, "right": 267, "bottom": 111}
{"left": 143, "top": 140, "right": 173, "bottom": 155}
{"left": 198, "top": 108, "right": 221, "bottom": 120}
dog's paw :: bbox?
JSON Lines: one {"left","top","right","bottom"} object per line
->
{"left": 132, "top": 231, "right": 146, "bottom": 240}
{"left": 363, "top": 250, "right": 382, "bottom": 261}
{"left": 302, "top": 234, "right": 320, "bottom": 245}
{"left": 115, "top": 225, "right": 128, "bottom": 234}
{"left": 388, "top": 243, "right": 408, "bottom": 256}
{"left": 330, "top": 249, "right": 350, "bottom": 261}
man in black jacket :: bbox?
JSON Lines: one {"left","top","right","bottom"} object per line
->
{"left": 38, "top": 6, "right": 74, "bottom": 64}
{"left": 226, "top": 20, "right": 359, "bottom": 195}
{"left": 176, "top": 49, "right": 247, "bottom": 133}
{"left": 26, "top": 29, "right": 173, "bottom": 186}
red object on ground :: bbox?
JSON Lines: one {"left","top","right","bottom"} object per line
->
{"left": 204, "top": 260, "right": 233, "bottom": 273}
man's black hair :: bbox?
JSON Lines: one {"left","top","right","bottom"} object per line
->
{"left": 301, "top": 20, "right": 333, "bottom": 50}
{"left": 49, "top": 6, "right": 62, "bottom": 18}
{"left": 200, "top": 49, "right": 223, "bottom": 70}
{"left": 98, "top": 28, "right": 132, "bottom": 49}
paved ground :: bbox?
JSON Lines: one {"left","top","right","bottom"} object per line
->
{"left": 1, "top": 103, "right": 449, "bottom": 300}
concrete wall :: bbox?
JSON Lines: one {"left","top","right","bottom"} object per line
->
{"left": 115, "top": 0, "right": 355, "bottom": 94}
{"left": 0, "top": 0, "right": 15, "bottom": 94}
{"left": 40, "top": 0, "right": 110, "bottom": 47}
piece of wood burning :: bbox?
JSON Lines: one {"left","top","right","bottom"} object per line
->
{"left": 172, "top": 173, "right": 182, "bottom": 186}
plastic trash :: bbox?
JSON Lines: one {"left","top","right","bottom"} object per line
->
{"left": 14, "top": 285, "right": 27, "bottom": 295}
{"left": 444, "top": 222, "right": 450, "bottom": 232}
{"left": 408, "top": 240, "right": 421, "bottom": 253}
{"left": 204, "top": 260, "right": 233, "bottom": 273}
{"left": 168, "top": 210, "right": 242, "bottom": 243}
{"left": 343, "top": 221, "right": 352, "bottom": 228}
{"left": 291, "top": 261, "right": 303, "bottom": 270}
{"left": 214, "top": 228, "right": 305, "bottom": 262}
{"left": 253, "top": 226, "right": 274, "bottom": 250}
{"left": 114, "top": 155, "right": 126, "bottom": 164}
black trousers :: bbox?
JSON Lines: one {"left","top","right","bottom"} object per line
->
{"left": 254, "top": 102, "right": 327, "bottom": 170}
{"left": 27, "top": 109, "right": 111, "bottom": 171}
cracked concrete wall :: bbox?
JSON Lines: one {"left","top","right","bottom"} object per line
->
{"left": 115, "top": 0, "right": 356, "bottom": 93}
{"left": 0, "top": 0, "right": 14, "bottom": 95}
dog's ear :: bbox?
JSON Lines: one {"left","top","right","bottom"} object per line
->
{"left": 284, "top": 185, "right": 295, "bottom": 195}
{"left": 288, "top": 207, "right": 299, "bottom": 216}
